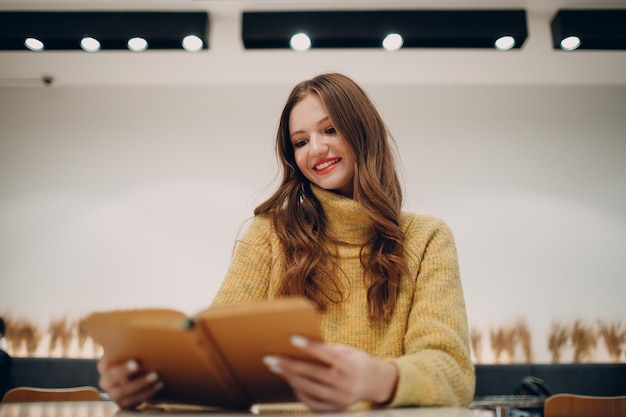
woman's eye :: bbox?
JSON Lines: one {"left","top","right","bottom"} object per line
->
{"left": 293, "top": 139, "right": 307, "bottom": 148}
{"left": 325, "top": 127, "right": 336, "bottom": 135}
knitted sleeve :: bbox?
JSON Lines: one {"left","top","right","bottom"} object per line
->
{"left": 388, "top": 217, "right": 475, "bottom": 408}
{"left": 211, "top": 215, "right": 275, "bottom": 306}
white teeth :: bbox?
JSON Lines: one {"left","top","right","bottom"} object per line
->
{"left": 315, "top": 159, "right": 339, "bottom": 170}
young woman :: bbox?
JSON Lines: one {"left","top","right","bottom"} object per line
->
{"left": 97, "top": 73, "right": 475, "bottom": 412}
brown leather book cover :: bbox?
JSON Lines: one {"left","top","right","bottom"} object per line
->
{"left": 83, "top": 297, "right": 322, "bottom": 409}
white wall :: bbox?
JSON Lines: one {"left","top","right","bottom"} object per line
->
{"left": 1, "top": 82, "right": 625, "bottom": 363}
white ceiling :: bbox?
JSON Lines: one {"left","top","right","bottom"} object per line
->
{"left": 1, "top": 0, "right": 625, "bottom": 87}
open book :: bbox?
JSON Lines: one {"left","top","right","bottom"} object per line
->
{"left": 83, "top": 297, "right": 322, "bottom": 409}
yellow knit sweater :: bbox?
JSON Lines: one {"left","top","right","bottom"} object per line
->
{"left": 212, "top": 186, "right": 475, "bottom": 409}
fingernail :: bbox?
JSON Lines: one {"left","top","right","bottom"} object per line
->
{"left": 146, "top": 372, "right": 159, "bottom": 383}
{"left": 290, "top": 335, "right": 308, "bottom": 348}
{"left": 263, "top": 355, "right": 282, "bottom": 373}
{"left": 126, "top": 360, "right": 139, "bottom": 372}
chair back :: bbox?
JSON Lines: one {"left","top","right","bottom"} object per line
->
{"left": 543, "top": 393, "right": 626, "bottom": 417}
{"left": 1, "top": 386, "right": 101, "bottom": 403}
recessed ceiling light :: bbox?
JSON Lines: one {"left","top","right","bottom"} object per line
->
{"left": 127, "top": 37, "right": 148, "bottom": 52}
{"left": 80, "top": 36, "right": 101, "bottom": 52}
{"left": 289, "top": 33, "right": 311, "bottom": 51}
{"left": 24, "top": 37, "right": 44, "bottom": 51}
{"left": 382, "top": 33, "right": 403, "bottom": 51}
{"left": 494, "top": 35, "right": 516, "bottom": 50}
{"left": 182, "top": 35, "right": 203, "bottom": 52}
{"left": 560, "top": 35, "right": 581, "bottom": 51}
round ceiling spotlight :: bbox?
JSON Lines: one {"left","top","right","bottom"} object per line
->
{"left": 494, "top": 35, "right": 516, "bottom": 51}
{"left": 127, "top": 37, "right": 148, "bottom": 52}
{"left": 289, "top": 33, "right": 312, "bottom": 51}
{"left": 182, "top": 35, "right": 203, "bottom": 52}
{"left": 560, "top": 35, "right": 581, "bottom": 51}
{"left": 80, "top": 36, "right": 101, "bottom": 52}
{"left": 382, "top": 33, "right": 404, "bottom": 51}
{"left": 24, "top": 37, "right": 44, "bottom": 51}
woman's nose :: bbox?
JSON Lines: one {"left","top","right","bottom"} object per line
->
{"left": 309, "top": 134, "right": 328, "bottom": 156}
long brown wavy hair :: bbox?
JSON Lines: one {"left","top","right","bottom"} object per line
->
{"left": 254, "top": 73, "right": 409, "bottom": 321}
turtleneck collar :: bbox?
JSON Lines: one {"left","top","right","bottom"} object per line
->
{"left": 311, "top": 185, "right": 373, "bottom": 245}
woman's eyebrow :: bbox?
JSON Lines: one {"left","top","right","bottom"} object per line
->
{"left": 290, "top": 116, "right": 331, "bottom": 137}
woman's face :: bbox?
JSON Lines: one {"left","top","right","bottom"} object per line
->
{"left": 289, "top": 93, "right": 356, "bottom": 198}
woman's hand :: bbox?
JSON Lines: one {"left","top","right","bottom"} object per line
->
{"left": 263, "top": 335, "right": 398, "bottom": 412}
{"left": 97, "top": 355, "right": 164, "bottom": 409}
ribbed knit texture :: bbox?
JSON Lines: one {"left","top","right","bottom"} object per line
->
{"left": 212, "top": 186, "right": 475, "bottom": 409}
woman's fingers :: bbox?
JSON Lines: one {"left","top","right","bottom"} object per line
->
{"left": 288, "top": 369, "right": 356, "bottom": 410}
{"left": 111, "top": 372, "right": 164, "bottom": 409}
{"left": 97, "top": 356, "right": 163, "bottom": 409}
{"left": 264, "top": 342, "right": 360, "bottom": 410}
{"left": 263, "top": 336, "right": 397, "bottom": 411}
{"left": 98, "top": 358, "right": 137, "bottom": 391}
{"left": 293, "top": 389, "right": 348, "bottom": 413}
{"left": 289, "top": 335, "right": 344, "bottom": 366}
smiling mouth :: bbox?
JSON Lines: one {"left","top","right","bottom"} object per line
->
{"left": 314, "top": 158, "right": 341, "bottom": 171}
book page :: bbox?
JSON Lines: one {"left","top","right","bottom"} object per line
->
{"left": 197, "top": 298, "right": 323, "bottom": 404}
